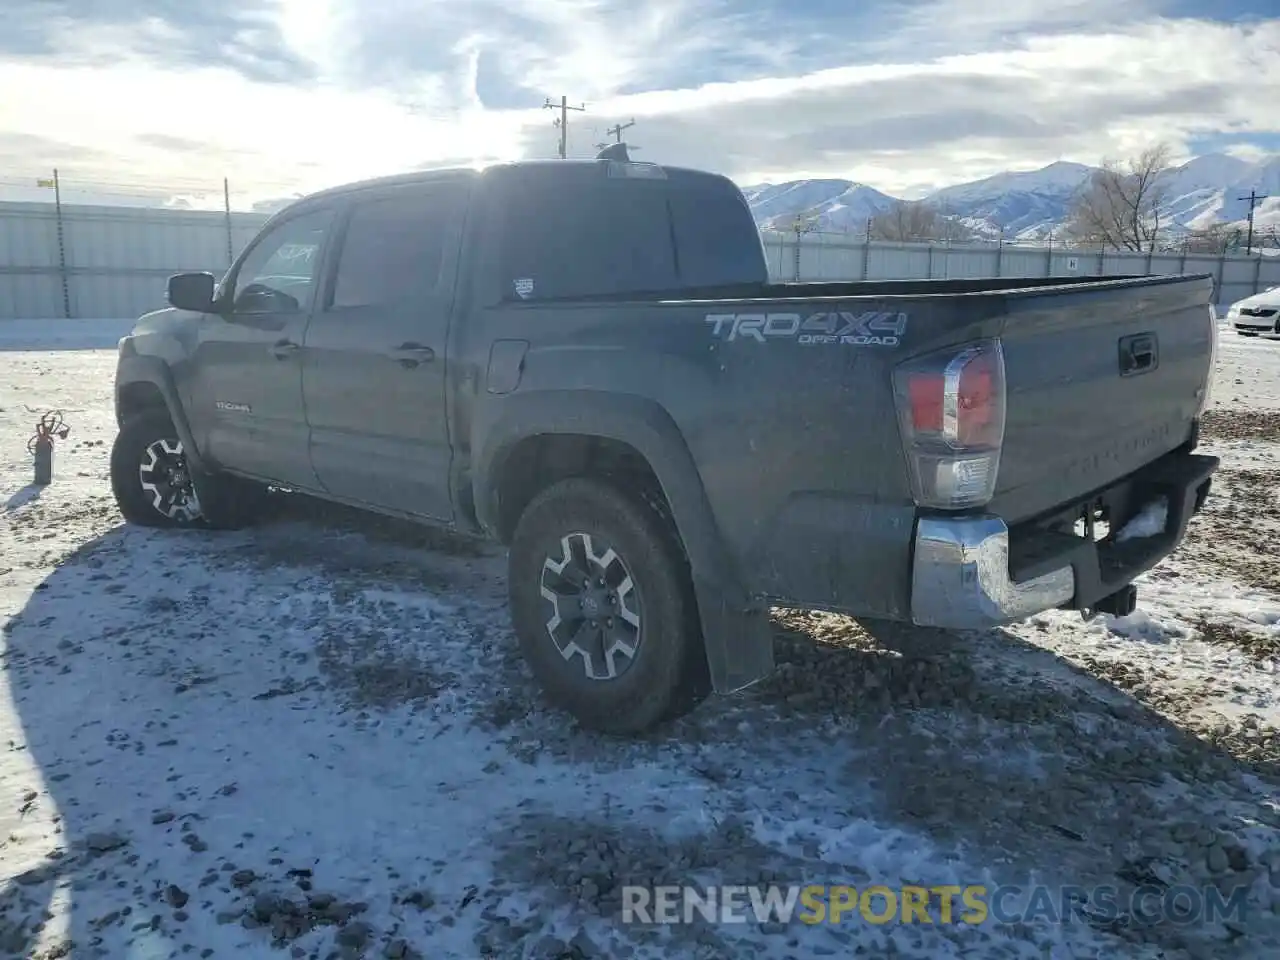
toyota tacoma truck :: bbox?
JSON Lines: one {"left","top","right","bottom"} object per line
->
{"left": 110, "top": 148, "right": 1220, "bottom": 733}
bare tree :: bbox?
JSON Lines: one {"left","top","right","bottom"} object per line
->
{"left": 789, "top": 213, "right": 821, "bottom": 238}
{"left": 1065, "top": 143, "right": 1173, "bottom": 251}
{"left": 869, "top": 201, "right": 972, "bottom": 242}
{"left": 1182, "top": 221, "right": 1239, "bottom": 254}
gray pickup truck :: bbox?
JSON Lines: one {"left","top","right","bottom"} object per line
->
{"left": 111, "top": 150, "right": 1219, "bottom": 733}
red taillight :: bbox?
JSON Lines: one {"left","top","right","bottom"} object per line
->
{"left": 905, "top": 349, "right": 999, "bottom": 446}
{"left": 908, "top": 373, "right": 943, "bottom": 433}
{"left": 956, "top": 352, "right": 997, "bottom": 446}
{"left": 893, "top": 340, "right": 1006, "bottom": 510}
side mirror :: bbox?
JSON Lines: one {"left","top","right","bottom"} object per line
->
{"left": 167, "top": 272, "right": 218, "bottom": 313}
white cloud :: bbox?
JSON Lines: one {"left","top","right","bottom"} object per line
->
{"left": 1225, "top": 143, "right": 1274, "bottom": 163}
{"left": 0, "top": 59, "right": 518, "bottom": 206}
{"left": 510, "top": 17, "right": 1280, "bottom": 193}
{"left": 0, "top": 3, "right": 1276, "bottom": 205}
{"left": 874, "top": 0, "right": 1167, "bottom": 54}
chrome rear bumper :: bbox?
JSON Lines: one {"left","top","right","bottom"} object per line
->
{"left": 910, "top": 516, "right": 1075, "bottom": 629}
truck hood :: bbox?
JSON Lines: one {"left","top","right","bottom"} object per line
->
{"left": 119, "top": 307, "right": 206, "bottom": 360}
{"left": 129, "top": 306, "right": 203, "bottom": 337}
{"left": 130, "top": 307, "right": 179, "bottom": 334}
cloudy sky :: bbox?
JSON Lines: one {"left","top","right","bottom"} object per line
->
{"left": 1, "top": 0, "right": 1277, "bottom": 207}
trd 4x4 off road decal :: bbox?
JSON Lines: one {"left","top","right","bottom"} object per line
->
{"left": 703, "top": 310, "right": 908, "bottom": 346}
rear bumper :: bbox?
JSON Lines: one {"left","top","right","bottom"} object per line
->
{"left": 910, "top": 450, "right": 1218, "bottom": 629}
{"left": 911, "top": 516, "right": 1076, "bottom": 629}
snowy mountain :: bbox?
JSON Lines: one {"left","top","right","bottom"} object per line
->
{"left": 1207, "top": 157, "right": 1280, "bottom": 228}
{"left": 1160, "top": 154, "right": 1253, "bottom": 228}
{"left": 743, "top": 153, "right": 1280, "bottom": 242}
{"left": 741, "top": 179, "right": 897, "bottom": 233}
{"left": 924, "top": 161, "right": 1094, "bottom": 238}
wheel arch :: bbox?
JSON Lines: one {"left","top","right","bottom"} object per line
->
{"left": 474, "top": 392, "right": 718, "bottom": 566}
{"left": 473, "top": 390, "right": 775, "bottom": 694}
{"left": 114, "top": 354, "right": 206, "bottom": 472}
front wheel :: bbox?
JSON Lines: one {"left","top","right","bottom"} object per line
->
{"left": 111, "top": 412, "right": 205, "bottom": 527}
{"left": 110, "top": 411, "right": 266, "bottom": 529}
{"left": 507, "top": 477, "right": 708, "bottom": 734}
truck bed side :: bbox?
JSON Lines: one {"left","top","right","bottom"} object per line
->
{"left": 459, "top": 273, "right": 1213, "bottom": 622}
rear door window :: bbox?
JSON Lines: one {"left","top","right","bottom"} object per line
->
{"left": 500, "top": 179, "right": 677, "bottom": 300}
{"left": 331, "top": 186, "right": 466, "bottom": 310}
{"left": 667, "top": 179, "right": 769, "bottom": 288}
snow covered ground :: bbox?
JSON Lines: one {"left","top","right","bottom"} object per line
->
{"left": 1, "top": 318, "right": 1279, "bottom": 960}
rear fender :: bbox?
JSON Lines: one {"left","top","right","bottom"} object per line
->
{"left": 473, "top": 390, "right": 775, "bottom": 694}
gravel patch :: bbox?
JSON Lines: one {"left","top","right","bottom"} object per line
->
{"left": 1194, "top": 617, "right": 1280, "bottom": 664}
{"left": 1200, "top": 410, "right": 1280, "bottom": 444}
{"left": 1182, "top": 467, "right": 1280, "bottom": 593}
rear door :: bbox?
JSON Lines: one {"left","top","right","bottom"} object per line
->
{"left": 301, "top": 182, "right": 468, "bottom": 520}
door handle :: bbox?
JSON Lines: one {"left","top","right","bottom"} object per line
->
{"left": 269, "top": 339, "right": 301, "bottom": 360}
{"left": 388, "top": 343, "right": 436, "bottom": 368}
{"left": 1118, "top": 333, "right": 1158, "bottom": 376}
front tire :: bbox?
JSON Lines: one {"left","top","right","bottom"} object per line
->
{"left": 508, "top": 476, "right": 708, "bottom": 734}
{"left": 111, "top": 412, "right": 205, "bottom": 528}
{"left": 110, "top": 411, "right": 265, "bottom": 530}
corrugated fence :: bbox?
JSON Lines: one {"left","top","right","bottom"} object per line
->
{"left": 760, "top": 232, "right": 1280, "bottom": 307}
{"left": 1, "top": 200, "right": 1277, "bottom": 320}
{"left": 0, "top": 201, "right": 267, "bottom": 320}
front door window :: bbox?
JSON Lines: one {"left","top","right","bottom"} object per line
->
{"left": 231, "top": 209, "right": 333, "bottom": 315}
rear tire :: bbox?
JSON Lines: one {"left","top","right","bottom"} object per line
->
{"left": 110, "top": 411, "right": 266, "bottom": 530}
{"left": 508, "top": 476, "right": 708, "bottom": 734}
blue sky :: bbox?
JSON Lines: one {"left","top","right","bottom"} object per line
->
{"left": 0, "top": 0, "right": 1276, "bottom": 205}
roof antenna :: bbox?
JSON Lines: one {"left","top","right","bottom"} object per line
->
{"left": 596, "top": 142, "right": 630, "bottom": 162}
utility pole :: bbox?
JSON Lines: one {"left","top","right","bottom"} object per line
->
{"left": 223, "top": 177, "right": 234, "bottom": 267}
{"left": 1237, "top": 189, "right": 1269, "bottom": 255}
{"left": 543, "top": 96, "right": 585, "bottom": 159}
{"left": 52, "top": 169, "right": 71, "bottom": 319}
{"left": 791, "top": 215, "right": 818, "bottom": 282}
{"left": 604, "top": 119, "right": 635, "bottom": 144}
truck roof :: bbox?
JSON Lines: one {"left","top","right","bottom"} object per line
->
{"left": 292, "top": 159, "right": 738, "bottom": 208}
{"left": 264, "top": 156, "right": 770, "bottom": 299}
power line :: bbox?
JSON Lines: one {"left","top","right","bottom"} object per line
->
{"left": 543, "top": 95, "right": 586, "bottom": 159}
{"left": 0, "top": 174, "right": 311, "bottom": 197}
{"left": 1237, "top": 188, "right": 1270, "bottom": 255}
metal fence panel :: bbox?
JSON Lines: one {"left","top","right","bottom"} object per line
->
{"left": 0, "top": 272, "right": 62, "bottom": 319}
{"left": 0, "top": 200, "right": 269, "bottom": 319}
{"left": 798, "top": 241, "right": 863, "bottom": 280}
{"left": 0, "top": 205, "right": 60, "bottom": 269}
{"left": 3, "top": 204, "right": 1279, "bottom": 319}
{"left": 69, "top": 273, "right": 171, "bottom": 320}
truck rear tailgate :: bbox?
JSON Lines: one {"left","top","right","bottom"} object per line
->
{"left": 990, "top": 275, "right": 1214, "bottom": 524}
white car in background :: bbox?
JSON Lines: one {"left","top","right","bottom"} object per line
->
{"left": 1226, "top": 285, "right": 1280, "bottom": 337}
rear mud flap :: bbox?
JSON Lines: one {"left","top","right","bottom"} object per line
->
{"left": 693, "top": 577, "right": 775, "bottom": 694}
